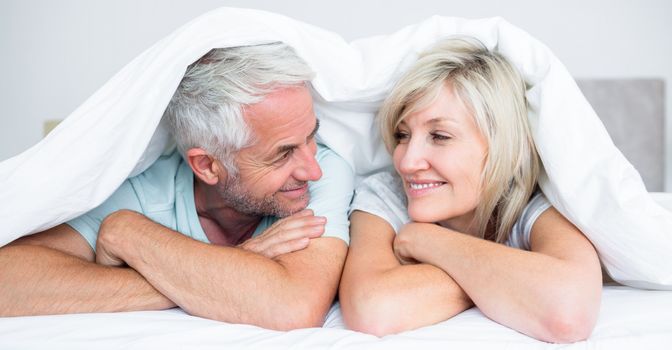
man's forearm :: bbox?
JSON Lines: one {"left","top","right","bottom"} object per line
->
{"left": 128, "top": 239, "right": 308, "bottom": 327}
{"left": 105, "top": 212, "right": 345, "bottom": 330}
{"left": 0, "top": 245, "right": 174, "bottom": 316}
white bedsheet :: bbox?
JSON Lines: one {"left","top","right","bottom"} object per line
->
{"left": 2, "top": 286, "right": 671, "bottom": 349}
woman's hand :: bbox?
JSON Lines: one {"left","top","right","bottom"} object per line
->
{"left": 393, "top": 222, "right": 438, "bottom": 265}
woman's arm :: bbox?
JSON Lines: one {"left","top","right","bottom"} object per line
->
{"left": 395, "top": 208, "right": 602, "bottom": 343}
{"left": 339, "top": 211, "right": 473, "bottom": 336}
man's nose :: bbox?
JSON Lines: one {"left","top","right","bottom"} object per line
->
{"left": 294, "top": 143, "right": 322, "bottom": 182}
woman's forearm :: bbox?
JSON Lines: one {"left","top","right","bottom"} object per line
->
{"left": 341, "top": 262, "right": 472, "bottom": 336}
{"left": 405, "top": 224, "right": 601, "bottom": 343}
{"left": 342, "top": 211, "right": 472, "bottom": 337}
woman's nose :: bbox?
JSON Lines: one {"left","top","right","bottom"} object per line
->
{"left": 396, "top": 139, "right": 430, "bottom": 174}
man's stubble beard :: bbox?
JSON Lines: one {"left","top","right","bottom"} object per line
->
{"left": 216, "top": 176, "right": 309, "bottom": 218}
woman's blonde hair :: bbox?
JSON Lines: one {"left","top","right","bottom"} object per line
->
{"left": 379, "top": 37, "right": 540, "bottom": 243}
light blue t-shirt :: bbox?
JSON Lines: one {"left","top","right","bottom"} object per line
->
{"left": 68, "top": 144, "right": 354, "bottom": 249}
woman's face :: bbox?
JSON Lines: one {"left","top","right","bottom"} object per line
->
{"left": 392, "top": 83, "right": 488, "bottom": 233}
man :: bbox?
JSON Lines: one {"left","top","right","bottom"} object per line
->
{"left": 0, "top": 43, "right": 353, "bottom": 330}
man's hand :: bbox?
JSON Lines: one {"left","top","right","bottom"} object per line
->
{"left": 238, "top": 209, "right": 326, "bottom": 259}
{"left": 96, "top": 239, "right": 125, "bottom": 266}
{"left": 95, "top": 210, "right": 144, "bottom": 267}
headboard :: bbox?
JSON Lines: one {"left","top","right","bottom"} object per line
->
{"left": 576, "top": 79, "right": 665, "bottom": 191}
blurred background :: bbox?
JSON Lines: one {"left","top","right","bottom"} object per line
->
{"left": 1, "top": 0, "right": 670, "bottom": 187}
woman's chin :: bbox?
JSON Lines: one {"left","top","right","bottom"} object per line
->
{"left": 407, "top": 208, "right": 445, "bottom": 224}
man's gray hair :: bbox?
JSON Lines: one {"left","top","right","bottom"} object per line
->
{"left": 164, "top": 42, "right": 314, "bottom": 174}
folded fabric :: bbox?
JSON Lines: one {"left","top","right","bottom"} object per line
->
{"left": 1, "top": 7, "right": 670, "bottom": 289}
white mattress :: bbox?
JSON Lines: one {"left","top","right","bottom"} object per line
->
{"left": 2, "top": 286, "right": 671, "bottom": 349}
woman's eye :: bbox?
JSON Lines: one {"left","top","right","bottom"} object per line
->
{"left": 431, "top": 133, "right": 451, "bottom": 141}
{"left": 394, "top": 131, "right": 409, "bottom": 142}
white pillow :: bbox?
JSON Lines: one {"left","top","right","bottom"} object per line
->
{"left": 1, "top": 8, "right": 671, "bottom": 289}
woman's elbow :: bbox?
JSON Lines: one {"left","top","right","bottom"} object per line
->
{"left": 538, "top": 307, "right": 597, "bottom": 343}
{"left": 536, "top": 269, "right": 601, "bottom": 343}
{"left": 342, "top": 305, "right": 403, "bottom": 337}
{"left": 340, "top": 289, "right": 407, "bottom": 337}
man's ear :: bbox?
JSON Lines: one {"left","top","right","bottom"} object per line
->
{"left": 185, "top": 148, "right": 226, "bottom": 186}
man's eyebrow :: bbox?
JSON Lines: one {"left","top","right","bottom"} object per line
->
{"left": 274, "top": 119, "right": 320, "bottom": 156}
{"left": 308, "top": 119, "right": 320, "bottom": 140}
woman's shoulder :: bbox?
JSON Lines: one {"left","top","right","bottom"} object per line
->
{"left": 525, "top": 192, "right": 552, "bottom": 214}
{"left": 358, "top": 170, "right": 402, "bottom": 189}
{"left": 355, "top": 171, "right": 406, "bottom": 205}
{"left": 350, "top": 170, "right": 409, "bottom": 233}
{"left": 507, "top": 192, "right": 553, "bottom": 250}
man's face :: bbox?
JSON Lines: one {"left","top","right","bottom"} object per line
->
{"left": 217, "top": 85, "right": 322, "bottom": 217}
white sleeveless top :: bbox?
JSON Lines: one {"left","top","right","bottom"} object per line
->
{"left": 349, "top": 171, "right": 551, "bottom": 250}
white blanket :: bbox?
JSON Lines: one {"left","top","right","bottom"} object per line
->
{"left": 1, "top": 7, "right": 671, "bottom": 288}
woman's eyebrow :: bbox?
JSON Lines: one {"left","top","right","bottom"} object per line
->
{"left": 425, "top": 116, "right": 455, "bottom": 125}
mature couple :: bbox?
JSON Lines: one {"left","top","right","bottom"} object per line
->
{"left": 0, "top": 39, "right": 602, "bottom": 343}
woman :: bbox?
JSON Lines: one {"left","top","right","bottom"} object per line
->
{"left": 339, "top": 37, "right": 602, "bottom": 343}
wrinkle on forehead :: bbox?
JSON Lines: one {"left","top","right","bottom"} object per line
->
{"left": 231, "top": 86, "right": 316, "bottom": 183}
{"left": 244, "top": 86, "right": 315, "bottom": 149}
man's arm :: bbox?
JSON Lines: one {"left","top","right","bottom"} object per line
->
{"left": 339, "top": 211, "right": 473, "bottom": 337}
{"left": 97, "top": 210, "right": 347, "bottom": 330}
{"left": 0, "top": 224, "right": 175, "bottom": 316}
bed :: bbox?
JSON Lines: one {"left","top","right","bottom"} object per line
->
{"left": 2, "top": 8, "right": 671, "bottom": 348}
{"left": 3, "top": 285, "right": 672, "bottom": 349}
{"left": 1, "top": 78, "right": 669, "bottom": 349}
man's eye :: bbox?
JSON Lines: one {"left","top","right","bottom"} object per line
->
{"left": 278, "top": 149, "right": 294, "bottom": 161}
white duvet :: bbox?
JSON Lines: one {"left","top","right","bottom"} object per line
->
{"left": 0, "top": 7, "right": 671, "bottom": 288}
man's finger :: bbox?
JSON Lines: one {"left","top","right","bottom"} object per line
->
{"left": 263, "top": 237, "right": 310, "bottom": 259}
{"left": 259, "top": 209, "right": 317, "bottom": 238}
{"left": 291, "top": 209, "right": 314, "bottom": 217}
{"left": 258, "top": 222, "right": 325, "bottom": 250}
{"left": 274, "top": 215, "right": 326, "bottom": 231}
